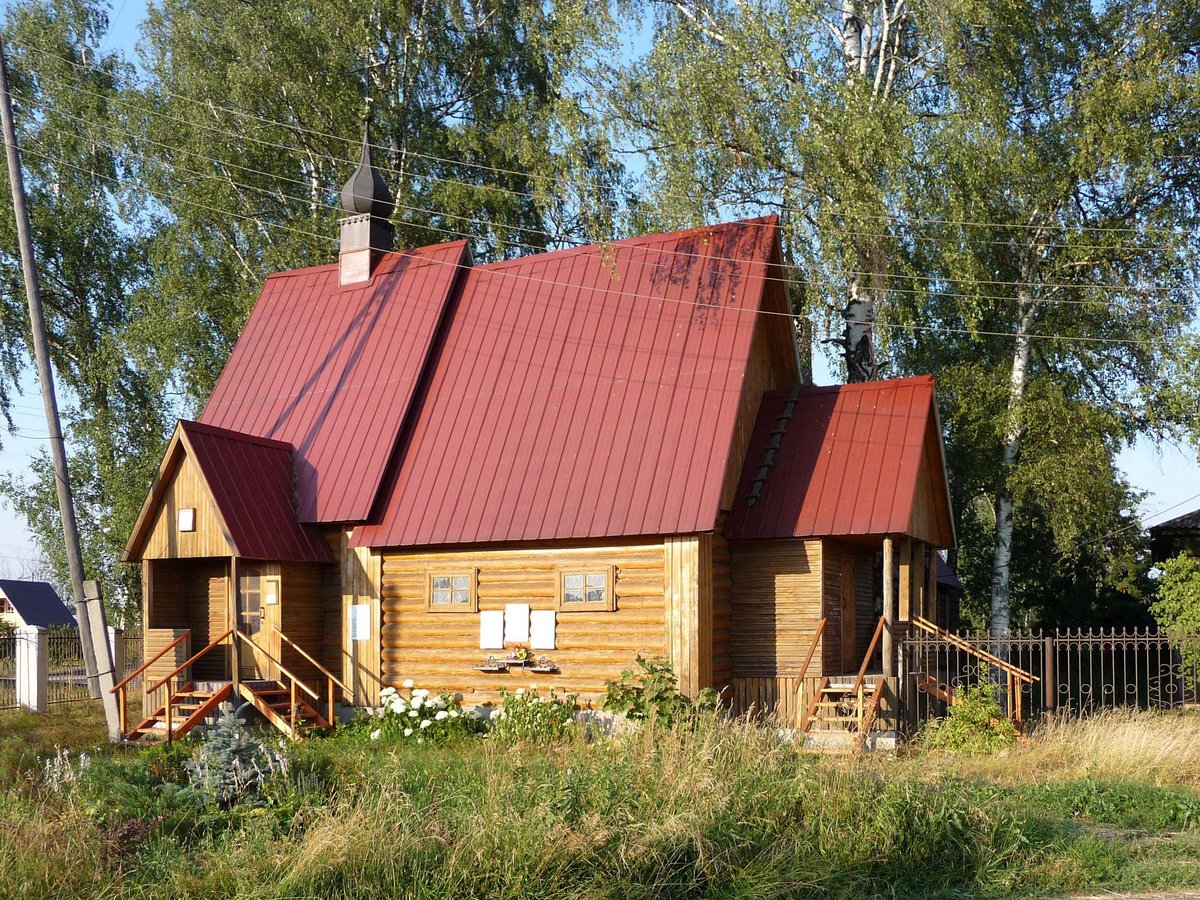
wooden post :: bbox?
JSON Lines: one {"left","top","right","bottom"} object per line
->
{"left": 165, "top": 682, "right": 174, "bottom": 743}
{"left": 882, "top": 537, "right": 895, "bottom": 678}
{"left": 328, "top": 676, "right": 335, "bottom": 730}
{"left": 913, "top": 543, "right": 926, "bottom": 622}
{"left": 926, "top": 549, "right": 939, "bottom": 627}
{"left": 897, "top": 538, "right": 912, "bottom": 624}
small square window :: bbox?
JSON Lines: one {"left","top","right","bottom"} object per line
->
{"left": 177, "top": 507, "right": 196, "bottom": 532}
{"left": 557, "top": 567, "right": 615, "bottom": 612}
{"left": 427, "top": 570, "right": 478, "bottom": 612}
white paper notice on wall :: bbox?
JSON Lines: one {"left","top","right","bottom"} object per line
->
{"left": 529, "top": 610, "right": 556, "bottom": 650}
{"left": 504, "top": 603, "right": 530, "bottom": 643}
{"left": 479, "top": 610, "right": 505, "bottom": 650}
{"left": 349, "top": 604, "right": 371, "bottom": 642}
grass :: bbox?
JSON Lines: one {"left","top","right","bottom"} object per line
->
{"left": 1, "top": 704, "right": 1200, "bottom": 898}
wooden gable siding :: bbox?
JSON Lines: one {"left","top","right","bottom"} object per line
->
{"left": 729, "top": 539, "right": 824, "bottom": 678}
{"left": 140, "top": 454, "right": 233, "bottom": 559}
{"left": 909, "top": 417, "right": 955, "bottom": 547}
{"left": 380, "top": 540, "right": 666, "bottom": 704}
{"left": 718, "top": 258, "right": 800, "bottom": 512}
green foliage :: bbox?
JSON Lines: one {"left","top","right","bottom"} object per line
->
{"left": 183, "top": 703, "right": 286, "bottom": 807}
{"left": 1013, "top": 778, "right": 1200, "bottom": 831}
{"left": 365, "top": 682, "right": 484, "bottom": 744}
{"left": 602, "top": 654, "right": 720, "bottom": 727}
{"left": 1151, "top": 554, "right": 1200, "bottom": 669}
{"left": 488, "top": 686, "right": 577, "bottom": 745}
{"left": 920, "top": 679, "right": 1018, "bottom": 755}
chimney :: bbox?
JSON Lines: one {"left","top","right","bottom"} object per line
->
{"left": 338, "top": 118, "right": 395, "bottom": 286}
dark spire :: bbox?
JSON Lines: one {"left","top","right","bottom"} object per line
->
{"left": 340, "top": 115, "right": 394, "bottom": 218}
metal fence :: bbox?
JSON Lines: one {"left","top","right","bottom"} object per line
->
{"left": 901, "top": 626, "right": 1200, "bottom": 727}
{"left": 0, "top": 628, "right": 143, "bottom": 711}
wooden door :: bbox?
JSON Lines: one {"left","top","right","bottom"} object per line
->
{"left": 237, "top": 567, "right": 280, "bottom": 680}
{"left": 840, "top": 555, "right": 857, "bottom": 673}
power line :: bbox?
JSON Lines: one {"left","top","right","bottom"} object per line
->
{"left": 17, "top": 95, "right": 1198, "bottom": 305}
{"left": 11, "top": 39, "right": 1197, "bottom": 256}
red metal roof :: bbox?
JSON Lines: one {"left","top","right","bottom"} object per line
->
{"left": 200, "top": 241, "right": 468, "bottom": 523}
{"left": 725, "top": 376, "right": 949, "bottom": 542}
{"left": 351, "top": 217, "right": 779, "bottom": 548}
{"left": 178, "top": 421, "right": 334, "bottom": 562}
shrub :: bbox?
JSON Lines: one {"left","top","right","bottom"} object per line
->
{"left": 488, "top": 686, "right": 577, "bottom": 745}
{"left": 371, "top": 681, "right": 484, "bottom": 743}
{"left": 184, "top": 702, "right": 287, "bottom": 807}
{"left": 602, "top": 655, "right": 720, "bottom": 727}
{"left": 1151, "top": 553, "right": 1200, "bottom": 670}
{"left": 920, "top": 679, "right": 1018, "bottom": 755}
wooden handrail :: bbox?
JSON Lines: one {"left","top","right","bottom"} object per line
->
{"left": 796, "top": 617, "right": 827, "bottom": 685}
{"left": 111, "top": 629, "right": 191, "bottom": 693}
{"left": 272, "top": 626, "right": 349, "bottom": 693}
{"left": 911, "top": 616, "right": 1038, "bottom": 683}
{"left": 854, "top": 676, "right": 888, "bottom": 752}
{"left": 232, "top": 631, "right": 320, "bottom": 702}
{"left": 851, "top": 616, "right": 886, "bottom": 700}
{"left": 148, "top": 629, "right": 233, "bottom": 694}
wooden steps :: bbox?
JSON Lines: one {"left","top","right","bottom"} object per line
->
{"left": 799, "top": 673, "right": 889, "bottom": 751}
{"left": 124, "top": 682, "right": 233, "bottom": 743}
{"left": 236, "top": 680, "right": 331, "bottom": 741}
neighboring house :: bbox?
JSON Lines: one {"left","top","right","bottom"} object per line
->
{"left": 0, "top": 579, "right": 76, "bottom": 629}
{"left": 1150, "top": 507, "right": 1200, "bottom": 562}
{"left": 121, "top": 135, "right": 956, "bottom": 741}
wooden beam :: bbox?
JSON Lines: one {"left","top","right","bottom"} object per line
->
{"left": 882, "top": 536, "right": 895, "bottom": 679}
{"left": 913, "top": 542, "right": 926, "bottom": 623}
{"left": 663, "top": 535, "right": 713, "bottom": 696}
{"left": 897, "top": 537, "right": 911, "bottom": 623}
{"left": 926, "top": 547, "right": 939, "bottom": 627}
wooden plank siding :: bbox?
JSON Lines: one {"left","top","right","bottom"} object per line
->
{"left": 729, "top": 539, "right": 825, "bottom": 679}
{"left": 139, "top": 454, "right": 234, "bottom": 560}
{"left": 341, "top": 531, "right": 383, "bottom": 707}
{"left": 280, "top": 561, "right": 332, "bottom": 691}
{"left": 142, "top": 627, "right": 190, "bottom": 713}
{"left": 711, "top": 527, "right": 733, "bottom": 695}
{"left": 146, "top": 558, "right": 229, "bottom": 684}
{"left": 380, "top": 540, "right": 667, "bottom": 706}
{"left": 821, "top": 540, "right": 882, "bottom": 673}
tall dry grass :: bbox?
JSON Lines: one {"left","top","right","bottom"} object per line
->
{"left": 951, "top": 709, "right": 1200, "bottom": 787}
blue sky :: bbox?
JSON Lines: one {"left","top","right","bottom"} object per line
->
{"left": 0, "top": 0, "right": 1196, "bottom": 572}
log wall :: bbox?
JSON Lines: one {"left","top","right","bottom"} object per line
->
{"left": 380, "top": 540, "right": 667, "bottom": 706}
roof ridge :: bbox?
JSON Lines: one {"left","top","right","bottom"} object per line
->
{"left": 795, "top": 374, "right": 936, "bottom": 396}
{"left": 179, "top": 419, "right": 295, "bottom": 452}
{"left": 261, "top": 239, "right": 470, "bottom": 282}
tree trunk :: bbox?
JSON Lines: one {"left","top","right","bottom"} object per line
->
{"left": 990, "top": 293, "right": 1038, "bottom": 636}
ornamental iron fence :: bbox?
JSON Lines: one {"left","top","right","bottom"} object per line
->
{"left": 901, "top": 626, "right": 1200, "bottom": 729}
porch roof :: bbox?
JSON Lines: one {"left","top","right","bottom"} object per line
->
{"left": 123, "top": 421, "right": 335, "bottom": 563}
{"left": 725, "top": 376, "right": 956, "bottom": 547}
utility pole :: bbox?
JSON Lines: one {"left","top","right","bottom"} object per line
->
{"left": 0, "top": 43, "right": 119, "bottom": 740}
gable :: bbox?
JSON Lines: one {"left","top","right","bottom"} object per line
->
{"left": 129, "top": 439, "right": 236, "bottom": 561}
{"left": 725, "top": 376, "right": 956, "bottom": 547}
{"left": 352, "top": 217, "right": 781, "bottom": 549}
{"left": 124, "top": 422, "right": 335, "bottom": 563}
{"left": 0, "top": 580, "right": 76, "bottom": 628}
{"left": 200, "top": 241, "right": 469, "bottom": 524}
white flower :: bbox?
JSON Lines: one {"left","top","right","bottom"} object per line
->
{"left": 408, "top": 710, "right": 418, "bottom": 718}
{"left": 450, "top": 709, "right": 460, "bottom": 718}
{"left": 420, "top": 719, "right": 432, "bottom": 729}
{"left": 413, "top": 688, "right": 430, "bottom": 698}
{"left": 411, "top": 696, "right": 424, "bottom": 710}
{"left": 530, "top": 683, "right": 538, "bottom": 690}
{"left": 515, "top": 688, "right": 525, "bottom": 696}
{"left": 381, "top": 687, "right": 398, "bottom": 698}
{"left": 435, "top": 710, "right": 449, "bottom": 721}
{"left": 404, "top": 727, "right": 413, "bottom": 737}
{"left": 402, "top": 679, "right": 415, "bottom": 689}
{"left": 369, "top": 729, "right": 382, "bottom": 741}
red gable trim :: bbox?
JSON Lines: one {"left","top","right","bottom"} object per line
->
{"left": 201, "top": 241, "right": 469, "bottom": 524}
{"left": 725, "top": 376, "right": 954, "bottom": 545}
{"left": 352, "top": 217, "right": 780, "bottom": 549}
